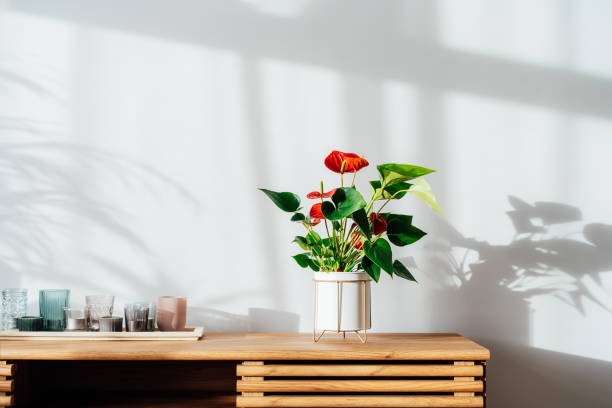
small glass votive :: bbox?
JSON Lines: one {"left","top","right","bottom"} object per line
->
{"left": 99, "top": 316, "right": 123, "bottom": 332}
{"left": 64, "top": 308, "right": 86, "bottom": 331}
{"left": 16, "top": 316, "right": 43, "bottom": 331}
{"left": 1, "top": 288, "right": 28, "bottom": 331}
{"left": 124, "top": 302, "right": 149, "bottom": 332}
{"left": 85, "top": 295, "right": 114, "bottom": 331}
{"left": 143, "top": 302, "right": 156, "bottom": 331}
{"left": 40, "top": 289, "right": 70, "bottom": 331}
{"left": 157, "top": 296, "right": 187, "bottom": 331}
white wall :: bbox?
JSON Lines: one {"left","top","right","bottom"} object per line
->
{"left": 1, "top": 1, "right": 611, "bottom": 406}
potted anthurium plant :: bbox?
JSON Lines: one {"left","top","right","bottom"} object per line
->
{"left": 260, "top": 150, "right": 443, "bottom": 337}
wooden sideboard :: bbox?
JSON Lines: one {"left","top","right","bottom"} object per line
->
{"left": 0, "top": 332, "right": 490, "bottom": 407}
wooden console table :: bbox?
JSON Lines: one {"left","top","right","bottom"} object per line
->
{"left": 0, "top": 333, "right": 489, "bottom": 407}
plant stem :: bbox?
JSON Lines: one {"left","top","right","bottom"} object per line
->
{"left": 376, "top": 189, "right": 408, "bottom": 214}
{"left": 377, "top": 197, "right": 393, "bottom": 213}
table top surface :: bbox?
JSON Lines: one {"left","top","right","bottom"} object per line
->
{"left": 0, "top": 332, "right": 490, "bottom": 361}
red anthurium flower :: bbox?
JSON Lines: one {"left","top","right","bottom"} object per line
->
{"left": 369, "top": 213, "right": 387, "bottom": 235}
{"left": 307, "top": 218, "right": 321, "bottom": 226}
{"left": 309, "top": 203, "right": 325, "bottom": 219}
{"left": 306, "top": 188, "right": 337, "bottom": 199}
{"left": 324, "top": 150, "right": 369, "bottom": 174}
{"left": 351, "top": 231, "right": 363, "bottom": 250}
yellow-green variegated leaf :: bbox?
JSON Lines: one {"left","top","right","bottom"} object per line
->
{"left": 408, "top": 178, "right": 446, "bottom": 218}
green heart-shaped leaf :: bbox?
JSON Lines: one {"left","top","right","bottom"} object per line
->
{"left": 386, "top": 214, "right": 413, "bottom": 225}
{"left": 292, "top": 253, "right": 310, "bottom": 268}
{"left": 361, "top": 256, "right": 381, "bottom": 282}
{"left": 363, "top": 239, "right": 393, "bottom": 276}
{"left": 387, "top": 216, "right": 426, "bottom": 247}
{"left": 293, "top": 236, "right": 309, "bottom": 250}
{"left": 369, "top": 180, "right": 412, "bottom": 200}
{"left": 259, "top": 188, "right": 301, "bottom": 212}
{"left": 291, "top": 213, "right": 306, "bottom": 221}
{"left": 306, "top": 230, "right": 322, "bottom": 245}
{"left": 407, "top": 178, "right": 446, "bottom": 217}
{"left": 377, "top": 163, "right": 435, "bottom": 187}
{"left": 393, "top": 259, "right": 417, "bottom": 282}
{"left": 320, "top": 187, "right": 367, "bottom": 220}
{"left": 351, "top": 208, "right": 371, "bottom": 239}
{"left": 292, "top": 253, "right": 320, "bottom": 271}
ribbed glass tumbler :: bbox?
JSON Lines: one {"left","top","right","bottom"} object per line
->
{"left": 0, "top": 288, "right": 27, "bottom": 330}
{"left": 39, "top": 289, "right": 70, "bottom": 331}
{"left": 16, "top": 316, "right": 43, "bottom": 331}
{"left": 124, "top": 302, "right": 149, "bottom": 332}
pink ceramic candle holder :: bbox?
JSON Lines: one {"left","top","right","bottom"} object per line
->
{"left": 156, "top": 296, "right": 187, "bottom": 331}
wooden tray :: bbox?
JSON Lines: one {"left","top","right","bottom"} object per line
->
{"left": 0, "top": 327, "right": 204, "bottom": 341}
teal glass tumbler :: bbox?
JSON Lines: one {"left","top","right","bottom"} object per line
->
{"left": 1, "top": 288, "right": 27, "bottom": 330}
{"left": 39, "top": 289, "right": 70, "bottom": 331}
{"left": 16, "top": 316, "right": 43, "bottom": 331}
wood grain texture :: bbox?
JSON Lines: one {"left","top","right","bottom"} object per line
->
{"left": 236, "top": 363, "right": 484, "bottom": 377}
{"left": 454, "top": 361, "right": 476, "bottom": 397}
{"left": 0, "top": 365, "right": 13, "bottom": 377}
{"left": 236, "top": 395, "right": 484, "bottom": 407}
{"left": 0, "top": 395, "right": 13, "bottom": 407}
{"left": 237, "top": 379, "right": 484, "bottom": 392}
{"left": 0, "top": 333, "right": 489, "bottom": 361}
{"left": 0, "top": 380, "right": 13, "bottom": 393}
{"left": 241, "top": 361, "right": 264, "bottom": 397}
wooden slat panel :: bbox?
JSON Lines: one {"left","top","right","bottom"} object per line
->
{"left": 236, "top": 364, "right": 483, "bottom": 377}
{"left": 236, "top": 395, "right": 484, "bottom": 407}
{"left": 241, "top": 361, "right": 264, "bottom": 397}
{"left": 0, "top": 380, "right": 13, "bottom": 393}
{"left": 237, "top": 379, "right": 483, "bottom": 392}
{"left": 0, "top": 395, "right": 13, "bottom": 407}
{"left": 0, "top": 366, "right": 14, "bottom": 377}
{"left": 454, "top": 361, "right": 476, "bottom": 397}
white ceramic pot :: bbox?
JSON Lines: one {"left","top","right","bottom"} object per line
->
{"left": 313, "top": 271, "right": 371, "bottom": 332}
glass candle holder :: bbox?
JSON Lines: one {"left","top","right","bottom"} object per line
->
{"left": 124, "top": 302, "right": 149, "bottom": 332}
{"left": 1, "top": 288, "right": 27, "bottom": 330}
{"left": 143, "top": 302, "right": 156, "bottom": 331}
{"left": 157, "top": 296, "right": 187, "bottom": 331}
{"left": 16, "top": 316, "right": 43, "bottom": 331}
{"left": 99, "top": 316, "right": 123, "bottom": 332}
{"left": 39, "top": 289, "right": 70, "bottom": 331}
{"left": 85, "top": 295, "right": 114, "bottom": 331}
{"left": 64, "top": 308, "right": 86, "bottom": 331}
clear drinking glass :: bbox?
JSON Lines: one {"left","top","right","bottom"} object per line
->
{"left": 99, "top": 316, "right": 123, "bottom": 332}
{"left": 0, "top": 289, "right": 27, "bottom": 330}
{"left": 64, "top": 307, "right": 86, "bottom": 331}
{"left": 85, "top": 295, "right": 114, "bottom": 331}
{"left": 124, "top": 302, "right": 149, "bottom": 332}
{"left": 145, "top": 302, "right": 156, "bottom": 331}
{"left": 39, "top": 289, "right": 70, "bottom": 331}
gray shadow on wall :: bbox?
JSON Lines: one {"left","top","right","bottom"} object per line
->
{"left": 9, "top": 0, "right": 612, "bottom": 120}
{"left": 426, "top": 196, "right": 612, "bottom": 407}
{"left": 0, "top": 139, "right": 201, "bottom": 294}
